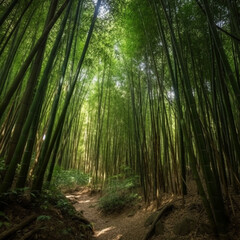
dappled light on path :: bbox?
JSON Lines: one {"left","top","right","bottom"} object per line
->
{"left": 66, "top": 195, "right": 94, "bottom": 203}
{"left": 66, "top": 188, "right": 149, "bottom": 240}
{"left": 94, "top": 226, "right": 116, "bottom": 237}
{"left": 77, "top": 199, "right": 92, "bottom": 203}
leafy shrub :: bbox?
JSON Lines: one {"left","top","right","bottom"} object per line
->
{"left": 0, "top": 211, "right": 10, "bottom": 229}
{"left": 98, "top": 174, "right": 140, "bottom": 213}
{"left": 51, "top": 166, "right": 89, "bottom": 189}
{"left": 99, "top": 192, "right": 139, "bottom": 213}
{"left": 38, "top": 189, "right": 76, "bottom": 216}
{"left": 37, "top": 215, "right": 51, "bottom": 221}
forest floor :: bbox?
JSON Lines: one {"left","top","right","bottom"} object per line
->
{"left": 65, "top": 187, "right": 240, "bottom": 240}
{"left": 66, "top": 187, "right": 148, "bottom": 240}
{"left": 0, "top": 190, "right": 93, "bottom": 240}
{"left": 1, "top": 187, "right": 240, "bottom": 240}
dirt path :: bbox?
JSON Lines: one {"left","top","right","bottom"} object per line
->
{"left": 65, "top": 188, "right": 150, "bottom": 240}
{"left": 65, "top": 189, "right": 240, "bottom": 240}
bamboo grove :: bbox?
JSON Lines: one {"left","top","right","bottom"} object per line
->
{"left": 0, "top": 0, "right": 239, "bottom": 234}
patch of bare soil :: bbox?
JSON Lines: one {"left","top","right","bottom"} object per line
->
{"left": 66, "top": 188, "right": 148, "bottom": 240}
{"left": 66, "top": 188, "right": 240, "bottom": 240}
{"left": 2, "top": 187, "right": 239, "bottom": 240}
{"left": 151, "top": 192, "right": 240, "bottom": 240}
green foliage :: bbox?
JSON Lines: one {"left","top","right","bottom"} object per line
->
{"left": 0, "top": 187, "right": 29, "bottom": 205}
{"left": 39, "top": 199, "right": 50, "bottom": 210}
{"left": 0, "top": 221, "right": 10, "bottom": 228}
{"left": 0, "top": 211, "right": 10, "bottom": 228}
{"left": 106, "top": 173, "right": 139, "bottom": 192}
{"left": 38, "top": 189, "right": 76, "bottom": 216}
{"left": 51, "top": 166, "right": 89, "bottom": 189}
{"left": 0, "top": 158, "right": 5, "bottom": 172}
{"left": 98, "top": 174, "right": 140, "bottom": 213}
{"left": 37, "top": 215, "right": 51, "bottom": 221}
{"left": 99, "top": 192, "right": 139, "bottom": 213}
{"left": 56, "top": 197, "right": 75, "bottom": 216}
{"left": 62, "top": 228, "right": 72, "bottom": 235}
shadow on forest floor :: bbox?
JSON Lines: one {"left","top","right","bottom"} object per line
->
{"left": 1, "top": 186, "right": 240, "bottom": 240}
{"left": 65, "top": 187, "right": 240, "bottom": 240}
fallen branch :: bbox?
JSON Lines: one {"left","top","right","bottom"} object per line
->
{"left": 0, "top": 214, "right": 38, "bottom": 240}
{"left": 143, "top": 204, "right": 174, "bottom": 240}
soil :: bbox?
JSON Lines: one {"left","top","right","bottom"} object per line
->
{"left": 66, "top": 188, "right": 148, "bottom": 240}
{"left": 1, "top": 187, "right": 240, "bottom": 240}
{"left": 66, "top": 188, "right": 240, "bottom": 240}
{"left": 0, "top": 191, "right": 93, "bottom": 240}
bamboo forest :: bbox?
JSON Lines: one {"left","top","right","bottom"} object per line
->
{"left": 0, "top": 0, "right": 240, "bottom": 239}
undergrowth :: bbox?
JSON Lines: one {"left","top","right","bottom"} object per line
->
{"left": 0, "top": 187, "right": 93, "bottom": 240}
{"left": 50, "top": 166, "right": 89, "bottom": 190}
{"left": 98, "top": 172, "right": 140, "bottom": 214}
{"left": 36, "top": 189, "right": 76, "bottom": 216}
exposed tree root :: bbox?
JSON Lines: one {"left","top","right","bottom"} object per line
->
{"left": 0, "top": 214, "right": 38, "bottom": 240}
{"left": 19, "top": 223, "right": 44, "bottom": 240}
{"left": 72, "top": 213, "right": 93, "bottom": 231}
{"left": 143, "top": 204, "right": 174, "bottom": 240}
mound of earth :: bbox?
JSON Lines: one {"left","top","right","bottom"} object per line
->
{"left": 0, "top": 191, "right": 93, "bottom": 240}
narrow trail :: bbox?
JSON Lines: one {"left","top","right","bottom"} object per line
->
{"left": 65, "top": 188, "right": 150, "bottom": 240}
{"left": 65, "top": 188, "right": 240, "bottom": 240}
